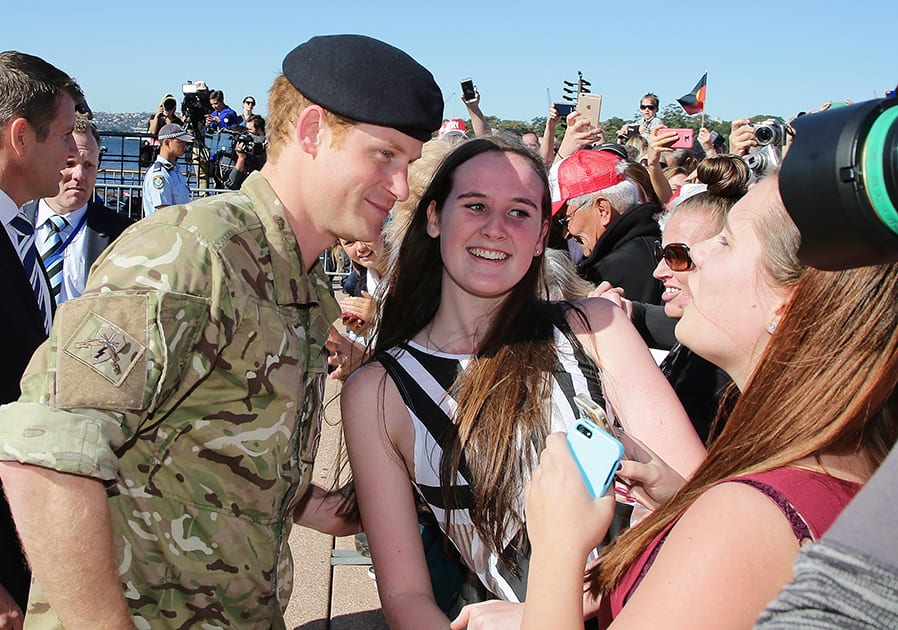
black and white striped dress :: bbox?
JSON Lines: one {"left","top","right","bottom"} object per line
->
{"left": 375, "top": 325, "right": 605, "bottom": 602}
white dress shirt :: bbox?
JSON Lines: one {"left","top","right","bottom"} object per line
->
{"left": 36, "top": 200, "right": 89, "bottom": 303}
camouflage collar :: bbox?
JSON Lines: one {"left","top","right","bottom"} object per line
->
{"left": 240, "top": 172, "right": 337, "bottom": 318}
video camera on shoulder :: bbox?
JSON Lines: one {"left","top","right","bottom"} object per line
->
{"left": 780, "top": 96, "right": 898, "bottom": 270}
{"left": 235, "top": 132, "right": 266, "bottom": 158}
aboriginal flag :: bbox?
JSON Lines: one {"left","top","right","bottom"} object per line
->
{"left": 677, "top": 73, "right": 707, "bottom": 115}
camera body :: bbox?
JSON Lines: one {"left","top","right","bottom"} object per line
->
{"left": 754, "top": 119, "right": 789, "bottom": 146}
{"left": 181, "top": 81, "right": 212, "bottom": 136}
{"left": 744, "top": 119, "right": 790, "bottom": 178}
{"left": 744, "top": 144, "right": 783, "bottom": 178}
{"left": 235, "top": 133, "right": 266, "bottom": 158}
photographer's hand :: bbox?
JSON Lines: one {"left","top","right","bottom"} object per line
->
{"left": 729, "top": 118, "right": 757, "bottom": 156}
{"left": 234, "top": 147, "right": 248, "bottom": 174}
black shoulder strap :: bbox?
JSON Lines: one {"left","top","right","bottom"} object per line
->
{"left": 374, "top": 349, "right": 473, "bottom": 484}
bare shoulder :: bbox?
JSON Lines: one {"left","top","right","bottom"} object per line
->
{"left": 565, "top": 297, "right": 622, "bottom": 336}
{"left": 614, "top": 481, "right": 801, "bottom": 629}
{"left": 341, "top": 360, "right": 415, "bottom": 469}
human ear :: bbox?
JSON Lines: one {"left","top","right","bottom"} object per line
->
{"left": 425, "top": 200, "right": 440, "bottom": 238}
{"left": 767, "top": 284, "right": 798, "bottom": 333}
{"left": 296, "top": 105, "right": 324, "bottom": 157}
{"left": 597, "top": 198, "right": 614, "bottom": 227}
{"left": 5, "top": 118, "right": 30, "bottom": 157}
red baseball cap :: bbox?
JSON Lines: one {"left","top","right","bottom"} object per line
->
{"left": 549, "top": 150, "right": 627, "bottom": 215}
{"left": 438, "top": 118, "right": 468, "bottom": 140}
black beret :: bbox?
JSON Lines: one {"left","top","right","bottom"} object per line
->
{"left": 283, "top": 34, "right": 443, "bottom": 142}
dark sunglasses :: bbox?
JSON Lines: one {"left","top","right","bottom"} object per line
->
{"left": 244, "top": 100, "right": 255, "bottom": 105}
{"left": 654, "top": 240, "right": 694, "bottom": 271}
{"left": 639, "top": 104, "right": 656, "bottom": 111}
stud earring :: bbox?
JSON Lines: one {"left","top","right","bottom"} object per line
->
{"left": 767, "top": 320, "right": 778, "bottom": 334}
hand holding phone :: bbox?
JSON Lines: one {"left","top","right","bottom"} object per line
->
{"left": 658, "top": 127, "right": 694, "bottom": 149}
{"left": 567, "top": 417, "right": 624, "bottom": 498}
{"left": 575, "top": 93, "right": 603, "bottom": 129}
{"left": 460, "top": 78, "right": 477, "bottom": 103}
{"left": 554, "top": 102, "right": 575, "bottom": 117}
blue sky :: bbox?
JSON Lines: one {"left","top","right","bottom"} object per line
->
{"left": 3, "top": 1, "right": 895, "bottom": 126}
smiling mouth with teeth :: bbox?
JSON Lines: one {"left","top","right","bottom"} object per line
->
{"left": 469, "top": 247, "right": 508, "bottom": 261}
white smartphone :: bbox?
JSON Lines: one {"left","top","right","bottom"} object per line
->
{"left": 460, "top": 78, "right": 476, "bottom": 103}
{"left": 566, "top": 417, "right": 624, "bottom": 498}
{"left": 575, "top": 93, "right": 603, "bottom": 128}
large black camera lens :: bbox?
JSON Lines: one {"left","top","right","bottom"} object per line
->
{"left": 780, "top": 98, "right": 898, "bottom": 270}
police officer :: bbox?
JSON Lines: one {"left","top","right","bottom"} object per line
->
{"left": 141, "top": 123, "right": 191, "bottom": 217}
{"left": 0, "top": 34, "right": 442, "bottom": 629}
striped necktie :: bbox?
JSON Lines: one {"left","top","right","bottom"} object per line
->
{"left": 9, "top": 211, "right": 52, "bottom": 333}
{"left": 38, "top": 214, "right": 69, "bottom": 305}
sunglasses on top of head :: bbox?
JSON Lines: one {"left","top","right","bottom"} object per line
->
{"left": 654, "top": 240, "right": 694, "bottom": 271}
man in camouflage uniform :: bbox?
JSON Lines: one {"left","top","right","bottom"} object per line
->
{"left": 0, "top": 35, "right": 442, "bottom": 629}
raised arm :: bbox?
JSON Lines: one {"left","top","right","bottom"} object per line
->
{"left": 570, "top": 297, "right": 706, "bottom": 476}
{"left": 540, "top": 105, "right": 560, "bottom": 167}
{"left": 646, "top": 127, "right": 676, "bottom": 205}
{"left": 341, "top": 364, "right": 450, "bottom": 629}
{"left": 462, "top": 86, "right": 491, "bottom": 137}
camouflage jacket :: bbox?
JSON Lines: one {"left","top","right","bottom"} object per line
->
{"left": 0, "top": 172, "right": 340, "bottom": 629}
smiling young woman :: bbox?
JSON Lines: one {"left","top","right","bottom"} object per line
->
{"left": 340, "top": 135, "right": 704, "bottom": 628}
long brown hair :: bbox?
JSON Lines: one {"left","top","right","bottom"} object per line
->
{"left": 373, "top": 136, "right": 558, "bottom": 566}
{"left": 594, "top": 257, "right": 898, "bottom": 593}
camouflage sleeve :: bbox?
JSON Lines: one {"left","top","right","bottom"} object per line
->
{"left": 0, "top": 215, "right": 235, "bottom": 480}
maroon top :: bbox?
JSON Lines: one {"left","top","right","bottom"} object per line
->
{"left": 598, "top": 468, "right": 862, "bottom": 625}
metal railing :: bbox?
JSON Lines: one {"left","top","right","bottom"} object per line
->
{"left": 97, "top": 130, "right": 348, "bottom": 283}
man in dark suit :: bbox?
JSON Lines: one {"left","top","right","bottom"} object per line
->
{"left": 0, "top": 50, "right": 82, "bottom": 627}
{"left": 24, "top": 114, "right": 134, "bottom": 304}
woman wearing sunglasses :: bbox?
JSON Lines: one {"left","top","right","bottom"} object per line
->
{"left": 506, "top": 174, "right": 898, "bottom": 630}
{"left": 239, "top": 95, "right": 256, "bottom": 125}
{"left": 651, "top": 155, "right": 750, "bottom": 441}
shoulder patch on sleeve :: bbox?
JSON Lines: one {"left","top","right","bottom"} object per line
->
{"left": 56, "top": 295, "right": 150, "bottom": 411}
{"left": 153, "top": 174, "right": 166, "bottom": 189}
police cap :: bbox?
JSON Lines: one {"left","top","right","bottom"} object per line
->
{"left": 282, "top": 34, "right": 443, "bottom": 142}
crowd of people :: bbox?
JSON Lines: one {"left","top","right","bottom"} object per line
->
{"left": 0, "top": 39, "right": 896, "bottom": 630}
{"left": 141, "top": 86, "right": 267, "bottom": 204}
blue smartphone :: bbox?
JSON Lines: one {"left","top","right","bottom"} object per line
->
{"left": 566, "top": 417, "right": 624, "bottom": 498}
